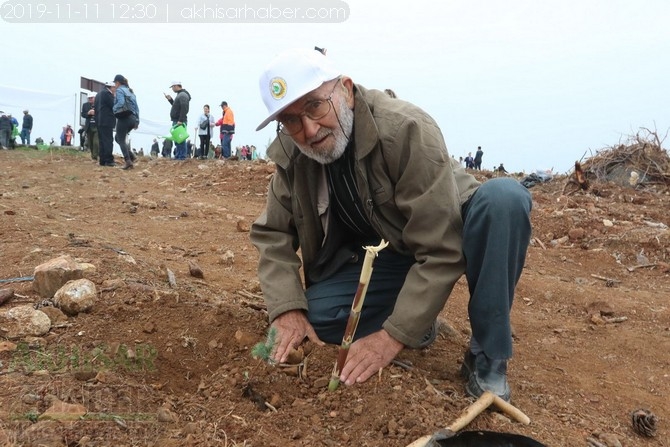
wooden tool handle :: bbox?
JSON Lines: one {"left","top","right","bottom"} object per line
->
{"left": 404, "top": 391, "right": 531, "bottom": 447}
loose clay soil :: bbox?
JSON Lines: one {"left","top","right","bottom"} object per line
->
{"left": 0, "top": 148, "right": 669, "bottom": 447}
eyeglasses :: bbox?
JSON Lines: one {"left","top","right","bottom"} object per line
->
{"left": 277, "top": 78, "right": 341, "bottom": 136}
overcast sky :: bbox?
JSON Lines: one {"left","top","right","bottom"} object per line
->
{"left": 2, "top": 0, "right": 668, "bottom": 172}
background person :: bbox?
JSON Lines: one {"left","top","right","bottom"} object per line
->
{"left": 81, "top": 93, "right": 98, "bottom": 161}
{"left": 165, "top": 81, "right": 191, "bottom": 160}
{"left": 112, "top": 74, "right": 140, "bottom": 170}
{"left": 0, "top": 111, "right": 11, "bottom": 149}
{"left": 20, "top": 110, "right": 33, "bottom": 145}
{"left": 216, "top": 101, "right": 235, "bottom": 158}
{"left": 95, "top": 82, "right": 117, "bottom": 166}
{"left": 197, "top": 104, "right": 215, "bottom": 159}
{"left": 474, "top": 146, "right": 484, "bottom": 170}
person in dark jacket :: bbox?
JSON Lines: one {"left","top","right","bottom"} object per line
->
{"left": 161, "top": 138, "right": 173, "bottom": 158}
{"left": 150, "top": 138, "right": 160, "bottom": 158}
{"left": 0, "top": 112, "right": 12, "bottom": 149}
{"left": 474, "top": 146, "right": 484, "bottom": 170}
{"left": 81, "top": 93, "right": 98, "bottom": 160}
{"left": 20, "top": 110, "right": 33, "bottom": 145}
{"left": 165, "top": 81, "right": 191, "bottom": 160}
{"left": 95, "top": 82, "right": 117, "bottom": 166}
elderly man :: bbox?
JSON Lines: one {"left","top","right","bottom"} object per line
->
{"left": 250, "top": 49, "right": 532, "bottom": 401}
{"left": 81, "top": 93, "right": 98, "bottom": 161}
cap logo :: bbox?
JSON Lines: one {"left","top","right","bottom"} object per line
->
{"left": 270, "top": 77, "right": 287, "bottom": 100}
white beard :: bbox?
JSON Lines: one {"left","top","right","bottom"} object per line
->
{"left": 295, "top": 98, "right": 354, "bottom": 164}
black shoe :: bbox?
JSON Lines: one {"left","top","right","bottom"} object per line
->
{"left": 461, "top": 351, "right": 511, "bottom": 401}
{"left": 121, "top": 160, "right": 134, "bottom": 170}
{"left": 101, "top": 162, "right": 117, "bottom": 167}
{"left": 417, "top": 320, "right": 438, "bottom": 349}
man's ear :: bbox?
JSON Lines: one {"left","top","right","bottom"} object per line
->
{"left": 340, "top": 77, "right": 355, "bottom": 108}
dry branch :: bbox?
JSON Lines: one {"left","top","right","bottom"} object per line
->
{"left": 578, "top": 129, "right": 670, "bottom": 188}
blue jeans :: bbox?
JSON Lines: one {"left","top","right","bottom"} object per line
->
{"left": 221, "top": 133, "right": 233, "bottom": 158}
{"left": 115, "top": 115, "right": 137, "bottom": 161}
{"left": 305, "top": 178, "right": 532, "bottom": 358}
{"left": 173, "top": 121, "right": 187, "bottom": 159}
{"left": 20, "top": 128, "right": 31, "bottom": 145}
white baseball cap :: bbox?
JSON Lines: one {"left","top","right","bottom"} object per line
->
{"left": 256, "top": 48, "right": 341, "bottom": 131}
{"left": 169, "top": 81, "right": 182, "bottom": 87}
{"left": 87, "top": 92, "right": 96, "bottom": 98}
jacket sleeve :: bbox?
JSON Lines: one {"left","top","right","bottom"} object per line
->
{"left": 176, "top": 93, "right": 189, "bottom": 122}
{"left": 379, "top": 115, "right": 467, "bottom": 347}
{"left": 112, "top": 88, "right": 125, "bottom": 115}
{"left": 133, "top": 93, "right": 139, "bottom": 120}
{"left": 250, "top": 168, "right": 309, "bottom": 322}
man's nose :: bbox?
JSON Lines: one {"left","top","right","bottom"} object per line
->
{"left": 301, "top": 115, "right": 320, "bottom": 138}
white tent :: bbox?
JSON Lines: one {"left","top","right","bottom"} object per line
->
{"left": 1, "top": 84, "right": 175, "bottom": 151}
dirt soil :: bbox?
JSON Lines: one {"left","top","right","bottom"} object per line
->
{"left": 0, "top": 149, "right": 669, "bottom": 447}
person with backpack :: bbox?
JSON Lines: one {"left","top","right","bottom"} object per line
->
{"left": 112, "top": 74, "right": 140, "bottom": 170}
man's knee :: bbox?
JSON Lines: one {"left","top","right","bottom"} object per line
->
{"left": 475, "top": 178, "right": 531, "bottom": 215}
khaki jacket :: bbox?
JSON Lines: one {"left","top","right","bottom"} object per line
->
{"left": 250, "top": 85, "right": 480, "bottom": 347}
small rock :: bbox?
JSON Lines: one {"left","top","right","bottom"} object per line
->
{"left": 568, "top": 227, "right": 586, "bottom": 240}
{"left": 40, "top": 307, "right": 69, "bottom": 327}
{"left": 33, "top": 255, "right": 85, "bottom": 298}
{"left": 182, "top": 422, "right": 199, "bottom": 435}
{"left": 234, "top": 330, "right": 256, "bottom": 347}
{"left": 39, "top": 400, "right": 87, "bottom": 421}
{"left": 73, "top": 370, "right": 97, "bottom": 381}
{"left": 236, "top": 220, "right": 250, "bottom": 232}
{"left": 0, "top": 305, "right": 51, "bottom": 338}
{"left": 599, "top": 433, "right": 622, "bottom": 447}
{"left": 142, "top": 322, "right": 156, "bottom": 334}
{"left": 0, "top": 288, "right": 14, "bottom": 306}
{"left": 188, "top": 261, "right": 204, "bottom": 279}
{"left": 286, "top": 347, "right": 304, "bottom": 364}
{"left": 269, "top": 393, "right": 282, "bottom": 409}
{"left": 313, "top": 377, "right": 330, "bottom": 388}
{"left": 53, "top": 279, "right": 97, "bottom": 316}
{"left": 208, "top": 339, "right": 219, "bottom": 349}
{"left": 101, "top": 278, "right": 125, "bottom": 290}
{"left": 219, "top": 250, "right": 235, "bottom": 265}
{"left": 157, "top": 406, "right": 178, "bottom": 422}
{"left": 0, "top": 341, "right": 17, "bottom": 353}
{"left": 603, "top": 219, "right": 614, "bottom": 227}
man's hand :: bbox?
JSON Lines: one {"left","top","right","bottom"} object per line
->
{"left": 339, "top": 330, "right": 403, "bottom": 386}
{"left": 271, "top": 310, "right": 324, "bottom": 363}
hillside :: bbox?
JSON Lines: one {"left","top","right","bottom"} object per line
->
{"left": 0, "top": 149, "right": 668, "bottom": 447}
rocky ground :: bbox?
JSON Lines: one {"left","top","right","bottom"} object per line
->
{"left": 0, "top": 148, "right": 668, "bottom": 447}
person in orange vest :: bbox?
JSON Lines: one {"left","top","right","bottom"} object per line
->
{"left": 216, "top": 101, "right": 235, "bottom": 158}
